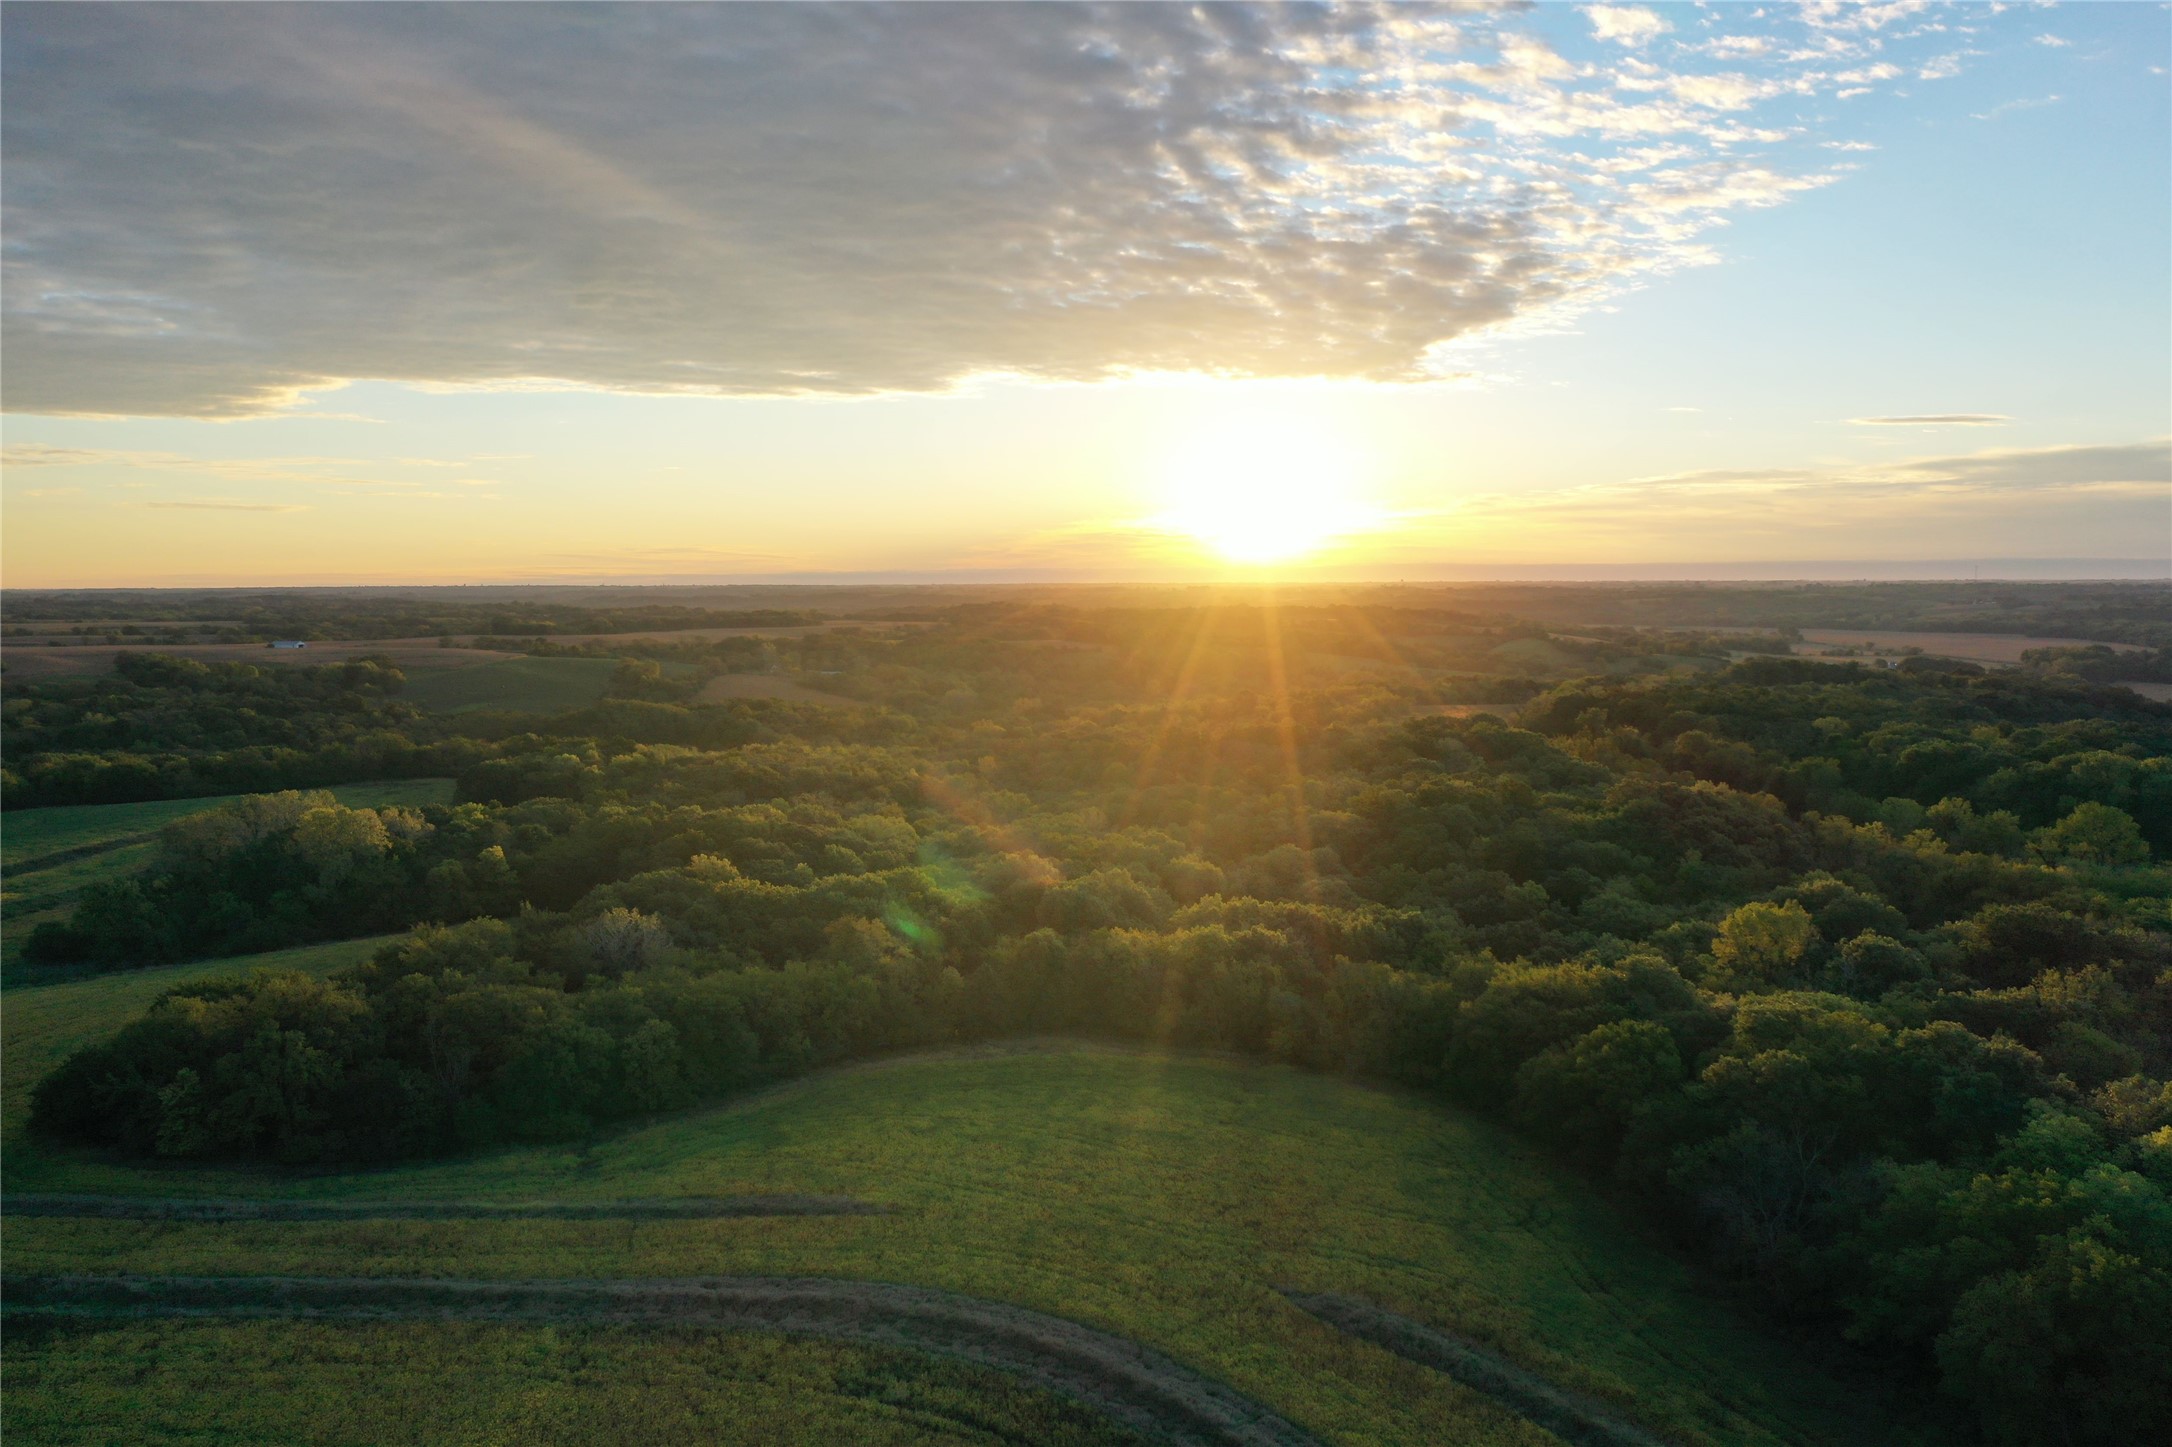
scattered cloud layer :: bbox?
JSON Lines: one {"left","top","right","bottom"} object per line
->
{"left": 1849, "top": 413, "right": 2010, "bottom": 426}
{"left": 5, "top": 3, "right": 1963, "bottom": 417}
{"left": 0, "top": 442, "right": 507, "bottom": 504}
{"left": 1974, "top": 93, "right": 2062, "bottom": 121}
{"left": 145, "top": 500, "right": 310, "bottom": 513}
{"left": 1395, "top": 439, "right": 2172, "bottom": 562}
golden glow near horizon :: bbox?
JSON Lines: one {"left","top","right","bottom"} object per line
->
{"left": 1147, "top": 413, "right": 1388, "bottom": 565}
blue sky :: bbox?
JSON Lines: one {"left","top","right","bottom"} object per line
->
{"left": 4, "top": 2, "right": 2166, "bottom": 585}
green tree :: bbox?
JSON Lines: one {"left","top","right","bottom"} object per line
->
{"left": 1937, "top": 1232, "right": 2172, "bottom": 1447}
{"left": 2031, "top": 803, "right": 2150, "bottom": 867}
{"left": 1711, "top": 900, "right": 1818, "bottom": 991}
{"left": 1512, "top": 1019, "right": 1684, "bottom": 1161}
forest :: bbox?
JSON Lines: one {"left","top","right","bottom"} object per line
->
{"left": 9, "top": 587, "right": 2170, "bottom": 1447}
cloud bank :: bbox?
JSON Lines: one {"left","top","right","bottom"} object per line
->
{"left": 1850, "top": 413, "right": 2010, "bottom": 426}
{"left": 1405, "top": 439, "right": 2172, "bottom": 563}
{"left": 4, "top": 2, "right": 1952, "bottom": 417}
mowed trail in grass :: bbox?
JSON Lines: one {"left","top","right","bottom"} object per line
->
{"left": 400, "top": 655, "right": 621, "bottom": 713}
{"left": 7, "top": 1318, "right": 1150, "bottom": 1447}
{"left": 1, "top": 780, "right": 455, "bottom": 966}
{"left": 3, "top": 1044, "right": 1940, "bottom": 1447}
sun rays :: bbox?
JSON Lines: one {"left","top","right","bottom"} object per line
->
{"left": 1146, "top": 414, "right": 1388, "bottom": 566}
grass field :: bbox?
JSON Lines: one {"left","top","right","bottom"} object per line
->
{"left": 401, "top": 656, "right": 622, "bottom": 714}
{"left": 1, "top": 781, "right": 454, "bottom": 969}
{"left": 696, "top": 673, "right": 862, "bottom": 706}
{"left": 0, "top": 641, "right": 519, "bottom": 682}
{"left": 1792, "top": 629, "right": 2144, "bottom": 664}
{"left": 3, "top": 780, "right": 456, "bottom": 867}
{"left": 1, "top": 1037, "right": 1945, "bottom": 1447}
{"left": 6, "top": 1318, "right": 1148, "bottom": 1447}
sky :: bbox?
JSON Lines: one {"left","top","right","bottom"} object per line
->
{"left": 3, "top": 1, "right": 2167, "bottom": 588}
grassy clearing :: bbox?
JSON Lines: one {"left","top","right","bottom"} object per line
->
{"left": 1487, "top": 638, "right": 1581, "bottom": 674}
{"left": 2, "top": 1044, "right": 1941, "bottom": 1447}
{"left": 1793, "top": 629, "right": 2138, "bottom": 663}
{"left": 0, "top": 842, "right": 162, "bottom": 946}
{"left": 0, "top": 642, "right": 518, "bottom": 682}
{"left": 401, "top": 655, "right": 621, "bottom": 714}
{"left": 11, "top": 1275, "right": 1304, "bottom": 1446}
{"left": 1, "top": 782, "right": 453, "bottom": 969}
{"left": 4, "top": 1317, "right": 1149, "bottom": 1447}
{"left": 3, "top": 780, "right": 456, "bottom": 868}
{"left": 1, "top": 936, "right": 390, "bottom": 1145}
{"left": 696, "top": 673, "right": 863, "bottom": 706}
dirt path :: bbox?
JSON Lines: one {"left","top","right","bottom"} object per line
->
{"left": 1281, "top": 1289, "right": 1673, "bottom": 1447}
{"left": 8, "top": 1274, "right": 1320, "bottom": 1447}
{"left": 3, "top": 1194, "right": 885, "bottom": 1222}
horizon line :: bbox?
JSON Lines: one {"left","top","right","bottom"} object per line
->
{"left": 7, "top": 558, "right": 2171, "bottom": 593}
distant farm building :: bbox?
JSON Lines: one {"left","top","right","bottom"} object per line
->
{"left": 267, "top": 640, "right": 309, "bottom": 649}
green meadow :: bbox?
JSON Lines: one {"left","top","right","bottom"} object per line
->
{"left": 3, "top": 1029, "right": 1938, "bottom": 1447}
{"left": 6, "top": 1319, "right": 1147, "bottom": 1447}
{"left": 2, "top": 779, "right": 456, "bottom": 868}
{"left": 400, "top": 656, "right": 623, "bottom": 714}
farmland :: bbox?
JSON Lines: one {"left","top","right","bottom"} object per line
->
{"left": 695, "top": 673, "right": 862, "bottom": 706}
{"left": 399, "top": 656, "right": 625, "bottom": 714}
{"left": 1793, "top": 629, "right": 2148, "bottom": 664}
{"left": 6, "top": 1319, "right": 1149, "bottom": 1447}
{"left": 2, "top": 1045, "right": 1938, "bottom": 1447}
{"left": 0, "top": 640, "right": 520, "bottom": 683}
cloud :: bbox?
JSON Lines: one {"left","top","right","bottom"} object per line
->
{"left": 3, "top": 4, "right": 1927, "bottom": 418}
{"left": 1799, "top": 1, "right": 1931, "bottom": 34}
{"left": 1973, "top": 94, "right": 2061, "bottom": 120}
{"left": 1886, "top": 440, "right": 2171, "bottom": 490}
{"left": 145, "top": 500, "right": 309, "bottom": 512}
{"left": 2032, "top": 34, "right": 2071, "bottom": 48}
{"left": 1587, "top": 6, "right": 1671, "bottom": 47}
{"left": 1382, "top": 439, "right": 2172, "bottom": 562}
{"left": 1700, "top": 36, "right": 1772, "bottom": 59}
{"left": 2, "top": 444, "right": 109, "bottom": 466}
{"left": 1620, "top": 440, "right": 2169, "bottom": 493}
{"left": 0, "top": 444, "right": 501, "bottom": 493}
{"left": 1850, "top": 413, "right": 2010, "bottom": 426}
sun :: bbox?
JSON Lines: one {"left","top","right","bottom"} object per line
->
{"left": 1148, "top": 415, "right": 1385, "bottom": 565}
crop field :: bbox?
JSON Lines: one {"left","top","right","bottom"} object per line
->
{"left": 508, "top": 621, "right": 928, "bottom": 645}
{"left": 1792, "top": 629, "right": 2144, "bottom": 664}
{"left": 1, "top": 781, "right": 454, "bottom": 968}
{"left": 695, "top": 673, "right": 863, "bottom": 705}
{"left": 2, "top": 1043, "right": 1940, "bottom": 1447}
{"left": 400, "top": 655, "right": 624, "bottom": 714}
{"left": 0, "top": 640, "right": 519, "bottom": 682}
